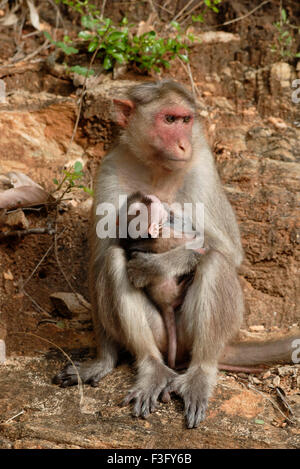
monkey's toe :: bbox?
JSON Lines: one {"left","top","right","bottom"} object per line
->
{"left": 52, "top": 362, "right": 81, "bottom": 387}
{"left": 185, "top": 398, "right": 207, "bottom": 428}
{"left": 53, "top": 359, "right": 114, "bottom": 388}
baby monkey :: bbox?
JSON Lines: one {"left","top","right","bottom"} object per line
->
{"left": 118, "top": 191, "right": 206, "bottom": 369}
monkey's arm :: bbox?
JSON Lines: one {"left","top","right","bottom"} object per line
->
{"left": 127, "top": 246, "right": 207, "bottom": 288}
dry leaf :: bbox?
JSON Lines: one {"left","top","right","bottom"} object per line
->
{"left": 6, "top": 171, "right": 43, "bottom": 189}
{"left": 26, "top": 0, "right": 40, "bottom": 31}
{"left": 0, "top": 11, "right": 18, "bottom": 26}
{"left": 0, "top": 185, "right": 50, "bottom": 209}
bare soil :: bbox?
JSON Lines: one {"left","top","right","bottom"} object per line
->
{"left": 0, "top": 0, "right": 299, "bottom": 449}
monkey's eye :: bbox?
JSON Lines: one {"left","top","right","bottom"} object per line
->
{"left": 183, "top": 116, "right": 191, "bottom": 123}
{"left": 165, "top": 115, "right": 176, "bottom": 124}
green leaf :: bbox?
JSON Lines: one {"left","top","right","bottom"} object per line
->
{"left": 43, "top": 31, "right": 53, "bottom": 43}
{"left": 81, "top": 15, "right": 96, "bottom": 30}
{"left": 69, "top": 65, "right": 95, "bottom": 76}
{"left": 281, "top": 8, "right": 287, "bottom": 22}
{"left": 178, "top": 54, "right": 189, "bottom": 63}
{"left": 56, "top": 321, "right": 65, "bottom": 329}
{"left": 108, "top": 31, "right": 126, "bottom": 42}
{"left": 88, "top": 41, "right": 98, "bottom": 52}
{"left": 83, "top": 187, "right": 94, "bottom": 195}
{"left": 170, "top": 21, "right": 181, "bottom": 32}
{"left": 74, "top": 161, "right": 83, "bottom": 173}
{"left": 192, "top": 14, "right": 204, "bottom": 22}
{"left": 53, "top": 178, "right": 59, "bottom": 185}
{"left": 78, "top": 30, "right": 93, "bottom": 40}
{"left": 112, "top": 52, "right": 126, "bottom": 63}
{"left": 55, "top": 41, "right": 79, "bottom": 55}
{"left": 254, "top": 419, "right": 265, "bottom": 425}
{"left": 103, "top": 55, "right": 113, "bottom": 70}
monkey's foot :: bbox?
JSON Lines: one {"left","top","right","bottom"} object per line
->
{"left": 52, "top": 359, "right": 114, "bottom": 387}
{"left": 169, "top": 365, "right": 217, "bottom": 428}
{"left": 122, "top": 357, "right": 177, "bottom": 418}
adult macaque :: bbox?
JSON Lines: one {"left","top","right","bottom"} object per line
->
{"left": 118, "top": 191, "right": 207, "bottom": 369}
{"left": 54, "top": 80, "right": 300, "bottom": 428}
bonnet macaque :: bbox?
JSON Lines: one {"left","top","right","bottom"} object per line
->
{"left": 54, "top": 80, "right": 300, "bottom": 428}
{"left": 118, "top": 191, "right": 207, "bottom": 370}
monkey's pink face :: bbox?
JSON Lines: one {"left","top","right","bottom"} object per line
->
{"left": 151, "top": 105, "right": 194, "bottom": 169}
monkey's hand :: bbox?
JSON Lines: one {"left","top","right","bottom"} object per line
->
{"left": 167, "top": 365, "right": 216, "bottom": 428}
{"left": 122, "top": 357, "right": 177, "bottom": 418}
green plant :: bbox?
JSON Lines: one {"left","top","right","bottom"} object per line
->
{"left": 192, "top": 0, "right": 222, "bottom": 23}
{"left": 271, "top": 8, "right": 300, "bottom": 60}
{"left": 46, "top": 0, "right": 190, "bottom": 75}
{"left": 53, "top": 161, "right": 93, "bottom": 199}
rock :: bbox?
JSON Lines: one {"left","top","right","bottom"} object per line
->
{"left": 1, "top": 209, "right": 29, "bottom": 230}
{"left": 270, "top": 62, "right": 295, "bottom": 94}
{"left": 273, "top": 376, "right": 280, "bottom": 387}
{"left": 82, "top": 79, "right": 137, "bottom": 147}
{"left": 196, "top": 31, "right": 240, "bottom": 44}
{"left": 278, "top": 366, "right": 294, "bottom": 377}
{"left": 249, "top": 325, "right": 265, "bottom": 332}
{"left": 267, "top": 116, "right": 287, "bottom": 129}
{"left": 50, "top": 292, "right": 91, "bottom": 319}
{"left": 3, "top": 270, "right": 13, "bottom": 280}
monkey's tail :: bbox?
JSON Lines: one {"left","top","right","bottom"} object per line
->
{"left": 219, "top": 334, "right": 300, "bottom": 369}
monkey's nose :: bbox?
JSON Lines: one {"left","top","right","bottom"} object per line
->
{"left": 178, "top": 140, "right": 186, "bottom": 153}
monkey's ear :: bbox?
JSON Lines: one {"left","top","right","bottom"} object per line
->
{"left": 113, "top": 99, "right": 135, "bottom": 127}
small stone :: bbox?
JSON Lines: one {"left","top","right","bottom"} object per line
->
{"left": 262, "top": 370, "right": 271, "bottom": 379}
{"left": 273, "top": 376, "right": 281, "bottom": 387}
{"left": 278, "top": 366, "right": 293, "bottom": 377}
{"left": 3, "top": 209, "right": 29, "bottom": 229}
{"left": 268, "top": 116, "right": 287, "bottom": 129}
{"left": 252, "top": 377, "right": 261, "bottom": 384}
{"left": 249, "top": 325, "right": 265, "bottom": 332}
{"left": 3, "top": 270, "right": 13, "bottom": 280}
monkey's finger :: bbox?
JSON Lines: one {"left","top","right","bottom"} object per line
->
{"left": 185, "top": 401, "right": 197, "bottom": 429}
{"left": 160, "top": 390, "right": 171, "bottom": 403}
{"left": 150, "top": 396, "right": 158, "bottom": 413}
{"left": 140, "top": 399, "right": 151, "bottom": 418}
{"left": 122, "top": 390, "right": 139, "bottom": 407}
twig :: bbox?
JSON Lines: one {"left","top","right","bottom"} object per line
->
{"left": 171, "top": 0, "right": 195, "bottom": 23}
{"left": 23, "top": 289, "right": 51, "bottom": 316}
{"left": 248, "top": 384, "right": 296, "bottom": 425}
{"left": 4, "top": 410, "right": 25, "bottom": 424}
{"left": 22, "top": 228, "right": 66, "bottom": 288}
{"left": 13, "top": 40, "right": 51, "bottom": 64}
{"left": 179, "top": 1, "right": 205, "bottom": 24}
{"left": 153, "top": 1, "right": 173, "bottom": 15}
{"left": 100, "top": 0, "right": 107, "bottom": 18}
{"left": 12, "top": 332, "right": 84, "bottom": 408}
{"left": 0, "top": 227, "right": 56, "bottom": 241}
{"left": 176, "top": 56, "right": 198, "bottom": 100}
{"left": 54, "top": 213, "right": 90, "bottom": 312}
{"left": 216, "top": 0, "right": 271, "bottom": 28}
{"left": 65, "top": 43, "right": 102, "bottom": 160}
